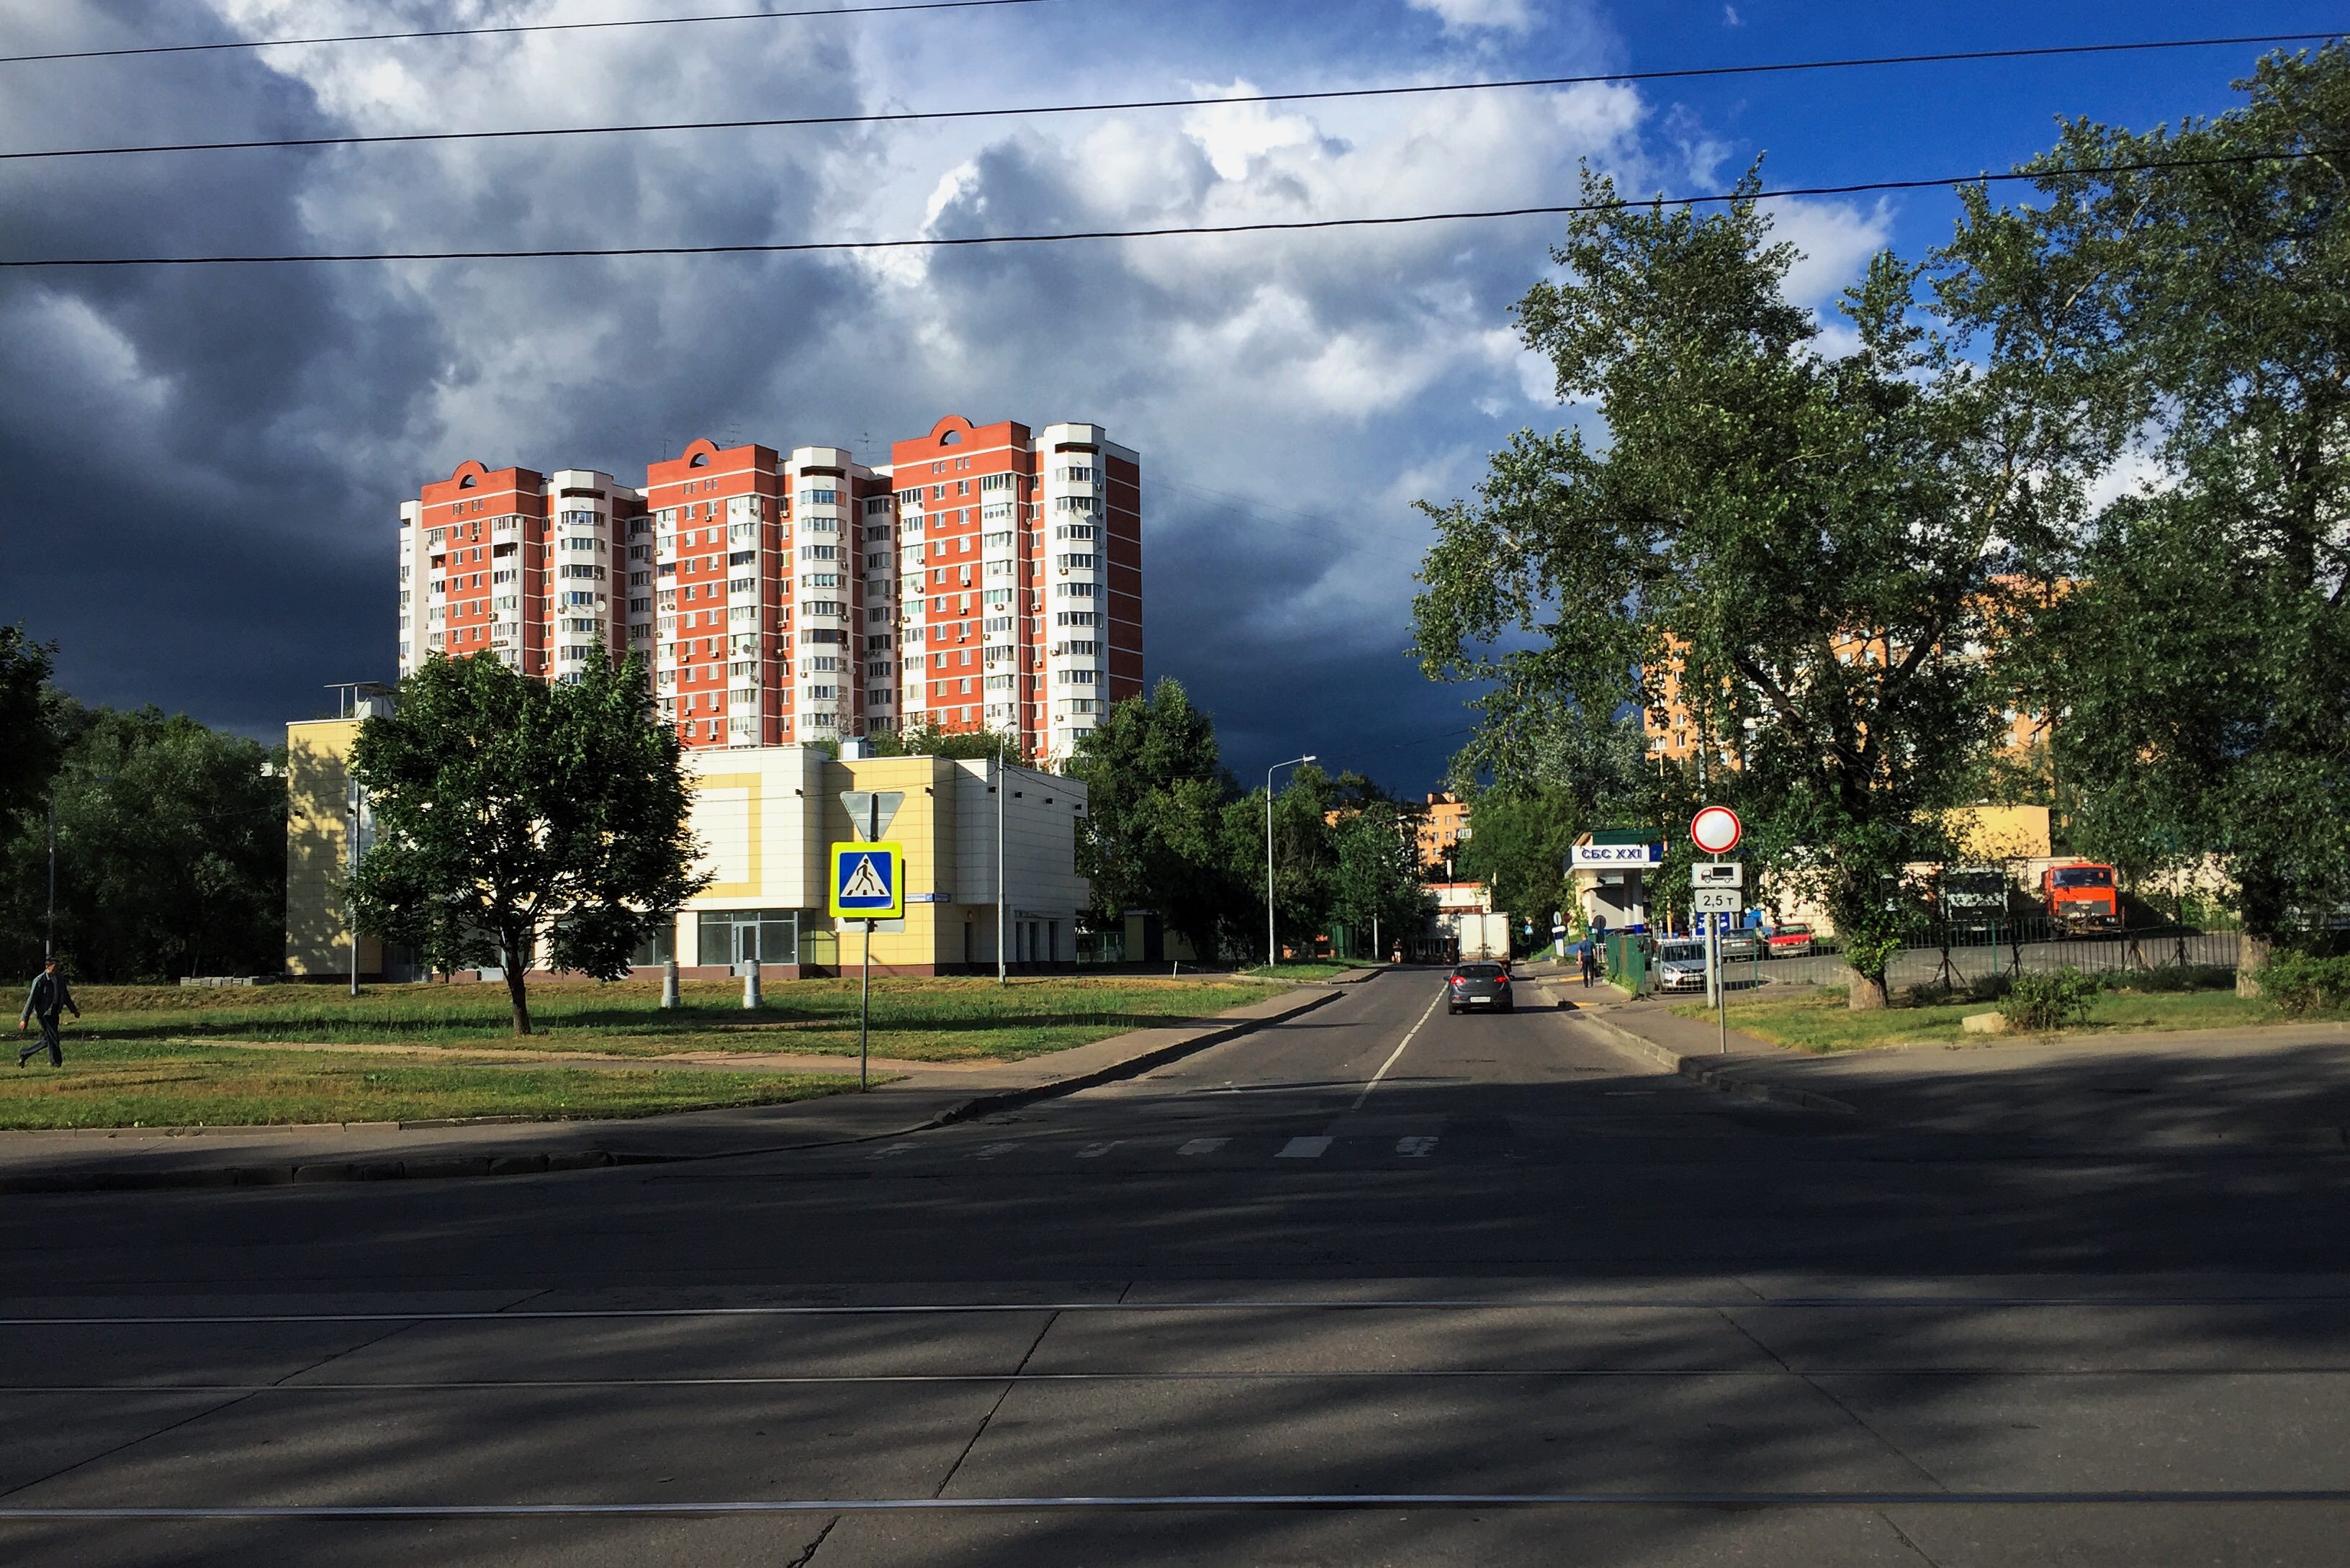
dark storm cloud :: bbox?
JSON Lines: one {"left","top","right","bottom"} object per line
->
{"left": 0, "top": 1, "right": 1868, "bottom": 795}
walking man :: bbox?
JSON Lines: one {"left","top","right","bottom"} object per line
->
{"left": 19, "top": 957, "right": 78, "bottom": 1068}
{"left": 1579, "top": 939, "right": 1599, "bottom": 988}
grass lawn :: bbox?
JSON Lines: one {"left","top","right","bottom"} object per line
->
{"left": 1242, "top": 961, "right": 1365, "bottom": 982}
{"left": 58, "top": 974, "right": 1284, "bottom": 1064}
{"left": 0, "top": 1038, "right": 857, "bottom": 1131}
{"left": 1680, "top": 986, "right": 2337, "bottom": 1053}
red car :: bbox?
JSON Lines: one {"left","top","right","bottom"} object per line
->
{"left": 1765, "top": 924, "right": 1815, "bottom": 958}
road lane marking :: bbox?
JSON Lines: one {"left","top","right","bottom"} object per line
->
{"left": 974, "top": 1142, "right": 1021, "bottom": 1160}
{"left": 1176, "top": 1137, "right": 1228, "bottom": 1155}
{"left": 10, "top": 1294, "right": 2326, "bottom": 1325}
{"left": 867, "top": 1145, "right": 914, "bottom": 1160}
{"left": 16, "top": 1490, "right": 2350, "bottom": 1519}
{"left": 1351, "top": 986, "right": 1447, "bottom": 1110}
{"left": 1396, "top": 1136, "right": 1438, "bottom": 1158}
{"left": 1277, "top": 1136, "right": 1332, "bottom": 1159}
{"left": 1074, "top": 1141, "right": 1121, "bottom": 1159}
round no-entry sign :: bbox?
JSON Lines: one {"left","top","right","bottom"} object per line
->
{"left": 1690, "top": 804, "right": 1742, "bottom": 855}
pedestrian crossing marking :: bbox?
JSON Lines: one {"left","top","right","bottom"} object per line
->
{"left": 1277, "top": 1136, "right": 1333, "bottom": 1159}
{"left": 1177, "top": 1137, "right": 1228, "bottom": 1155}
{"left": 842, "top": 856, "right": 890, "bottom": 900}
{"left": 1396, "top": 1136, "right": 1438, "bottom": 1158}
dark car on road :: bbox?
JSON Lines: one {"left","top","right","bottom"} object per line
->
{"left": 1446, "top": 961, "right": 1513, "bottom": 1014}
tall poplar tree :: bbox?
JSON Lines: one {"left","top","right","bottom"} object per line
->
{"left": 1946, "top": 45, "right": 2350, "bottom": 973}
{"left": 1415, "top": 168, "right": 2122, "bottom": 1005}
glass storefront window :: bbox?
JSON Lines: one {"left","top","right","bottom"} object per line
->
{"left": 628, "top": 923, "right": 675, "bottom": 968}
{"left": 696, "top": 909, "right": 802, "bottom": 965}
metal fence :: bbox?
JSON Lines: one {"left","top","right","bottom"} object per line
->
{"left": 1611, "top": 921, "right": 2241, "bottom": 997}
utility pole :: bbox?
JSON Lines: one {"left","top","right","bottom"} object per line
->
{"left": 346, "top": 775, "right": 362, "bottom": 996}
{"left": 43, "top": 798, "right": 55, "bottom": 964}
{"left": 1265, "top": 754, "right": 1317, "bottom": 970}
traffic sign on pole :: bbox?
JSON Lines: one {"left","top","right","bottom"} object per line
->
{"left": 829, "top": 841, "right": 904, "bottom": 920}
{"left": 1690, "top": 804, "right": 1742, "bottom": 855}
{"left": 1694, "top": 887, "right": 1741, "bottom": 914}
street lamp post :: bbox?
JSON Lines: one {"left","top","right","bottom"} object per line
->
{"left": 43, "top": 798, "right": 56, "bottom": 965}
{"left": 996, "top": 735, "right": 1008, "bottom": 987}
{"left": 1265, "top": 754, "right": 1317, "bottom": 971}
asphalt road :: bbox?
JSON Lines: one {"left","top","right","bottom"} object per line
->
{"left": 6, "top": 968, "right": 2350, "bottom": 1565}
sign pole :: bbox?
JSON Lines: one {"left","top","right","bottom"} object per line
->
{"left": 1718, "top": 908, "right": 1729, "bottom": 1055}
{"left": 863, "top": 793, "right": 879, "bottom": 1091}
{"left": 829, "top": 794, "right": 904, "bottom": 1096}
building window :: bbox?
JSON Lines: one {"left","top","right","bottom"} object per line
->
{"left": 697, "top": 908, "right": 801, "bottom": 966}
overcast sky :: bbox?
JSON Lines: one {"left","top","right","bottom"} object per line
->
{"left": 1, "top": 0, "right": 2337, "bottom": 790}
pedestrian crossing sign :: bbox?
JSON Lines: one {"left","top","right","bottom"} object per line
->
{"left": 829, "top": 841, "right": 904, "bottom": 920}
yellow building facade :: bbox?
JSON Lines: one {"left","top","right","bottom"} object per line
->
{"left": 284, "top": 724, "right": 1089, "bottom": 980}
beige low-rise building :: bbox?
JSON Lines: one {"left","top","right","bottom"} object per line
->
{"left": 286, "top": 720, "right": 1089, "bottom": 980}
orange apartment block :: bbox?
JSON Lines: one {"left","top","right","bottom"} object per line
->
{"left": 1641, "top": 581, "right": 2056, "bottom": 767}
{"left": 1418, "top": 793, "right": 1469, "bottom": 873}
{"left": 398, "top": 416, "right": 1142, "bottom": 762}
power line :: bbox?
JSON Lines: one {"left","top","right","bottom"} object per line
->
{"left": 1, "top": 149, "right": 2326, "bottom": 269}
{"left": 0, "top": 0, "right": 1059, "bottom": 67}
{"left": 6, "top": 30, "right": 2341, "bottom": 162}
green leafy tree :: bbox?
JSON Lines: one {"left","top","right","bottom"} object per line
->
{"left": 348, "top": 653, "right": 706, "bottom": 1035}
{"left": 1066, "top": 678, "right": 1244, "bottom": 963}
{"left": 1945, "top": 45, "right": 2350, "bottom": 971}
{"left": 1, "top": 701, "right": 285, "bottom": 981}
{"left": 1220, "top": 762, "right": 1340, "bottom": 964}
{"left": 1451, "top": 786, "right": 1581, "bottom": 942}
{"left": 1331, "top": 801, "right": 1434, "bottom": 957}
{"left": 868, "top": 718, "right": 1027, "bottom": 763}
{"left": 0, "top": 625, "right": 62, "bottom": 832}
{"left": 1415, "top": 166, "right": 2119, "bottom": 1006}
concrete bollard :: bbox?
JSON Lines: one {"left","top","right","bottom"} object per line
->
{"left": 661, "top": 958, "right": 680, "bottom": 1009}
{"left": 742, "top": 959, "right": 762, "bottom": 1010}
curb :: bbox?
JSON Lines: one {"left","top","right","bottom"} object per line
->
{"left": 0, "top": 986, "right": 1348, "bottom": 1196}
{"left": 1548, "top": 992, "right": 1858, "bottom": 1115}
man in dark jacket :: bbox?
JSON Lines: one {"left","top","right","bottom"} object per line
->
{"left": 19, "top": 958, "right": 78, "bottom": 1068}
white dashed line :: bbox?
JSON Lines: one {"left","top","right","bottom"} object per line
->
{"left": 868, "top": 1145, "right": 914, "bottom": 1161}
{"left": 1074, "top": 1141, "right": 1122, "bottom": 1159}
{"left": 1351, "top": 986, "right": 1448, "bottom": 1111}
{"left": 1177, "top": 1137, "right": 1229, "bottom": 1156}
{"left": 1395, "top": 1136, "right": 1438, "bottom": 1158}
{"left": 1277, "top": 1136, "right": 1333, "bottom": 1159}
{"left": 974, "top": 1142, "right": 1022, "bottom": 1160}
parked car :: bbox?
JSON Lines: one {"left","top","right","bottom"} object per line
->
{"left": 1718, "top": 927, "right": 1762, "bottom": 962}
{"left": 1446, "top": 961, "right": 1514, "bottom": 1014}
{"left": 1653, "top": 940, "right": 1709, "bottom": 993}
{"left": 1765, "top": 924, "right": 1816, "bottom": 958}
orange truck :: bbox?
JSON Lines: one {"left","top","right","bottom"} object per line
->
{"left": 2042, "top": 862, "right": 2120, "bottom": 937}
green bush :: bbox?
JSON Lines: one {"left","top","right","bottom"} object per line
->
{"left": 1999, "top": 967, "right": 2099, "bottom": 1032}
{"left": 2257, "top": 953, "right": 2350, "bottom": 1017}
{"left": 2100, "top": 964, "right": 2236, "bottom": 994}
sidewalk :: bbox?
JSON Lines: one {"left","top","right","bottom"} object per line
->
{"left": 0, "top": 983, "right": 1349, "bottom": 1194}
{"left": 1555, "top": 983, "right": 2350, "bottom": 1145}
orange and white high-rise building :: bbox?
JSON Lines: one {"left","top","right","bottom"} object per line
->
{"left": 888, "top": 416, "right": 1141, "bottom": 760}
{"left": 398, "top": 415, "right": 1141, "bottom": 762}
{"left": 400, "top": 463, "right": 646, "bottom": 681}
